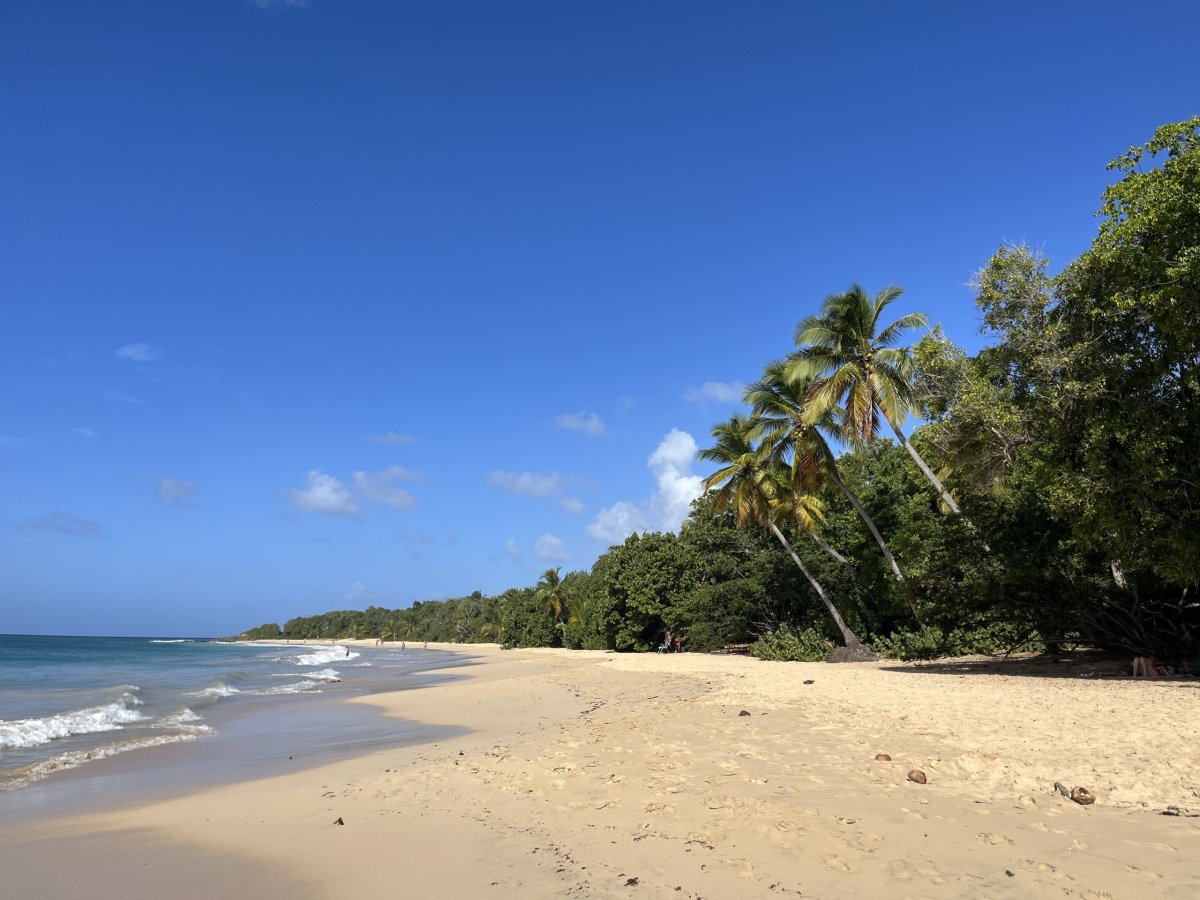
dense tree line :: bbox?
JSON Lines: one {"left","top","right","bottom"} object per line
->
{"left": 241, "top": 118, "right": 1199, "bottom": 664}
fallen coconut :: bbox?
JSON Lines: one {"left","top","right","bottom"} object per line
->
{"left": 875, "top": 754, "right": 892, "bottom": 761}
{"left": 1070, "top": 787, "right": 1095, "bottom": 805}
{"left": 907, "top": 769, "right": 927, "bottom": 784}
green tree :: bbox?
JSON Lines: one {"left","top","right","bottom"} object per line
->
{"left": 699, "top": 415, "right": 865, "bottom": 647}
{"left": 746, "top": 359, "right": 908, "bottom": 592}
{"left": 792, "top": 285, "right": 963, "bottom": 517}
{"left": 534, "top": 567, "right": 569, "bottom": 638}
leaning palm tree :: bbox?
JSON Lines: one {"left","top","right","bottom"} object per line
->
{"left": 791, "top": 284, "right": 964, "bottom": 517}
{"left": 698, "top": 415, "right": 865, "bottom": 648}
{"left": 534, "top": 567, "right": 568, "bottom": 629}
{"left": 746, "top": 360, "right": 908, "bottom": 588}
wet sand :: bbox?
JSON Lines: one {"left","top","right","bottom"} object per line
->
{"left": 2, "top": 643, "right": 1198, "bottom": 898}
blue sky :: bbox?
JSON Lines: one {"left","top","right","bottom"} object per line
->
{"left": 2, "top": 1, "right": 1198, "bottom": 636}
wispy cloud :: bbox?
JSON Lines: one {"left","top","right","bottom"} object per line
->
{"left": 287, "top": 470, "right": 360, "bottom": 518}
{"left": 553, "top": 411, "right": 605, "bottom": 436}
{"left": 116, "top": 343, "right": 167, "bottom": 363}
{"left": 488, "top": 470, "right": 569, "bottom": 497}
{"left": 683, "top": 381, "right": 744, "bottom": 405}
{"left": 352, "top": 466, "right": 419, "bottom": 510}
{"left": 587, "top": 429, "right": 703, "bottom": 543}
{"left": 533, "top": 533, "right": 568, "bottom": 563}
{"left": 504, "top": 538, "right": 522, "bottom": 562}
{"left": 558, "top": 496, "right": 585, "bottom": 516}
{"left": 397, "top": 531, "right": 458, "bottom": 546}
{"left": 1, "top": 436, "right": 28, "bottom": 448}
{"left": 73, "top": 427, "right": 98, "bottom": 439}
{"left": 367, "top": 432, "right": 418, "bottom": 446}
{"left": 287, "top": 466, "right": 424, "bottom": 518}
{"left": 104, "top": 388, "right": 142, "bottom": 405}
{"left": 29, "top": 511, "right": 105, "bottom": 537}
{"left": 159, "top": 478, "right": 198, "bottom": 506}
{"left": 488, "top": 470, "right": 585, "bottom": 515}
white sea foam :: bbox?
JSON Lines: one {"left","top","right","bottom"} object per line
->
{"left": 290, "top": 646, "right": 359, "bottom": 666}
{"left": 300, "top": 668, "right": 342, "bottom": 683}
{"left": 148, "top": 639, "right": 194, "bottom": 644}
{"left": 1, "top": 733, "right": 200, "bottom": 790}
{"left": 185, "top": 683, "right": 241, "bottom": 700}
{"left": 0, "top": 692, "right": 146, "bottom": 750}
{"left": 251, "top": 681, "right": 322, "bottom": 695}
{"left": 156, "top": 709, "right": 211, "bottom": 732}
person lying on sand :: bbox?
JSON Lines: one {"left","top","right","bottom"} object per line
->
{"left": 1132, "top": 656, "right": 1176, "bottom": 677}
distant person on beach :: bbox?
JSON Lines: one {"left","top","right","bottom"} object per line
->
{"left": 401, "top": 642, "right": 406, "bottom": 651}
{"left": 1132, "top": 656, "right": 1174, "bottom": 676}
{"left": 423, "top": 642, "right": 428, "bottom": 650}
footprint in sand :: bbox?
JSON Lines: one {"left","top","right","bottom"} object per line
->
{"left": 1122, "top": 865, "right": 1164, "bottom": 880}
{"left": 888, "top": 859, "right": 943, "bottom": 883}
{"left": 821, "top": 855, "right": 854, "bottom": 873}
{"left": 979, "top": 832, "right": 1015, "bottom": 846}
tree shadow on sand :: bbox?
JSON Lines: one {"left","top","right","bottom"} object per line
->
{"left": 878, "top": 649, "right": 1200, "bottom": 684}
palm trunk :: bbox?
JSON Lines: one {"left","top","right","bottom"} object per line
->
{"left": 769, "top": 521, "right": 862, "bottom": 647}
{"left": 827, "top": 468, "right": 904, "bottom": 582}
{"left": 809, "top": 532, "right": 854, "bottom": 570}
{"left": 889, "top": 420, "right": 960, "bottom": 513}
{"left": 827, "top": 468, "right": 921, "bottom": 623}
{"left": 889, "top": 420, "right": 991, "bottom": 553}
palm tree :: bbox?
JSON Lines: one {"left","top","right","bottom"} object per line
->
{"left": 535, "top": 567, "right": 569, "bottom": 630}
{"left": 698, "top": 416, "right": 865, "bottom": 648}
{"left": 791, "top": 284, "right": 964, "bottom": 517}
{"left": 746, "top": 360, "right": 909, "bottom": 589}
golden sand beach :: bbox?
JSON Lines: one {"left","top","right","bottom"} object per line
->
{"left": 3, "top": 643, "right": 1198, "bottom": 899}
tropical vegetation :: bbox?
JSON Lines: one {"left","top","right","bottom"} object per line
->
{"left": 239, "top": 117, "right": 1200, "bottom": 664}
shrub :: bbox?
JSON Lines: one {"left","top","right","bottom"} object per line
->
{"left": 872, "top": 623, "right": 1044, "bottom": 660}
{"left": 750, "top": 626, "right": 833, "bottom": 662}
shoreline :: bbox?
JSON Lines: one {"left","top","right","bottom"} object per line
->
{"left": 0, "top": 641, "right": 475, "bottom": 824}
{"left": 2, "top": 646, "right": 1198, "bottom": 898}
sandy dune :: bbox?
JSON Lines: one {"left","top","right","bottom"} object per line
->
{"left": 3, "top": 644, "right": 1198, "bottom": 899}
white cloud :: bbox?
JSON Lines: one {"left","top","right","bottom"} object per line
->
{"left": 504, "top": 538, "right": 522, "bottom": 562}
{"left": 287, "top": 470, "right": 360, "bottom": 518}
{"left": 73, "top": 427, "right": 98, "bottom": 439}
{"left": 488, "top": 470, "right": 569, "bottom": 497}
{"left": 558, "top": 496, "right": 585, "bottom": 516}
{"left": 647, "top": 429, "right": 705, "bottom": 530}
{"left": 352, "top": 466, "right": 418, "bottom": 510}
{"left": 553, "top": 411, "right": 605, "bottom": 436}
{"left": 289, "top": 466, "right": 424, "bottom": 518}
{"left": 532, "top": 533, "right": 568, "bottom": 562}
{"left": 683, "top": 381, "right": 744, "bottom": 404}
{"left": 29, "top": 511, "right": 105, "bottom": 537}
{"left": 586, "top": 429, "right": 703, "bottom": 543}
{"left": 116, "top": 343, "right": 167, "bottom": 363}
{"left": 159, "top": 478, "right": 197, "bottom": 505}
{"left": 585, "top": 501, "right": 649, "bottom": 543}
{"left": 367, "top": 432, "right": 417, "bottom": 446}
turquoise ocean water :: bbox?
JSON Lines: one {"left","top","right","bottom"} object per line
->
{"left": 0, "top": 634, "right": 466, "bottom": 817}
